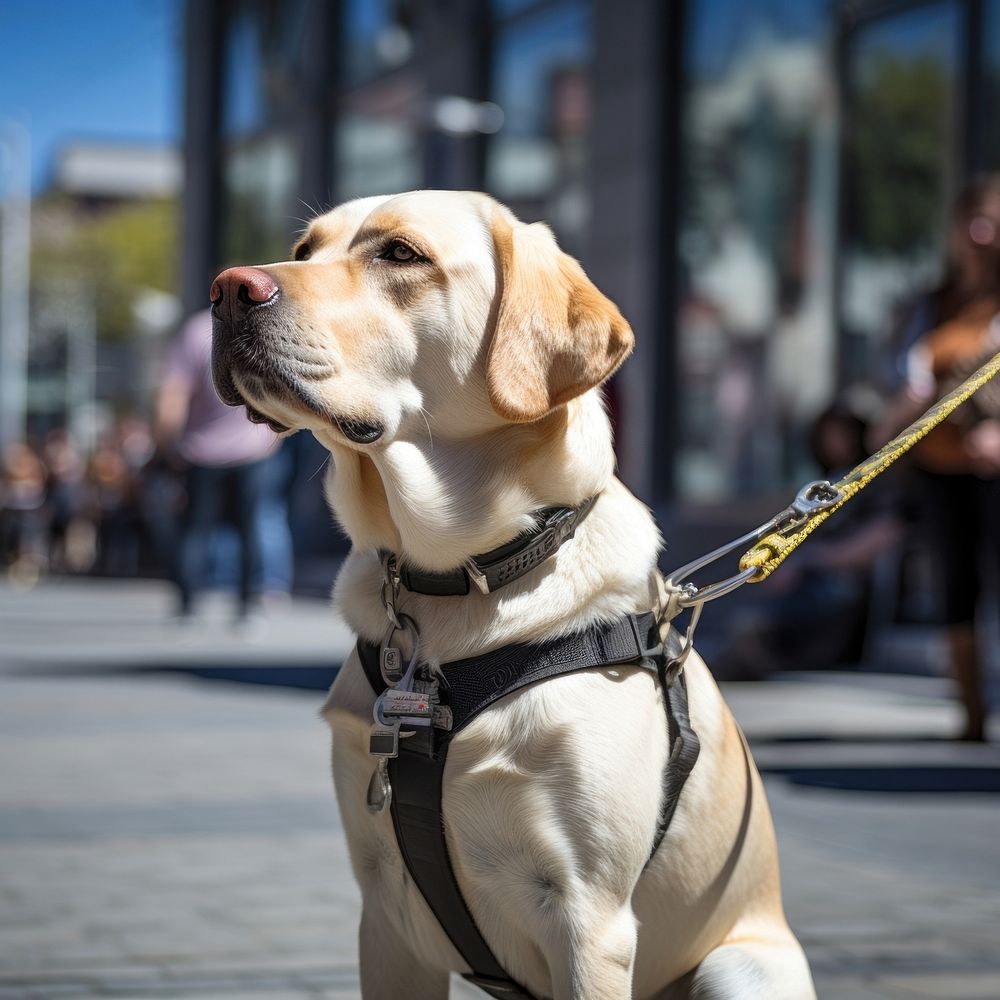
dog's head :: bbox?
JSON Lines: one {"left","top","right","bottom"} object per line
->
{"left": 210, "top": 191, "right": 634, "bottom": 450}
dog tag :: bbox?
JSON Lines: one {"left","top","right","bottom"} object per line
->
{"left": 380, "top": 646, "right": 403, "bottom": 684}
{"left": 369, "top": 723, "right": 400, "bottom": 758}
{"left": 380, "top": 689, "right": 434, "bottom": 719}
{"left": 366, "top": 758, "right": 392, "bottom": 813}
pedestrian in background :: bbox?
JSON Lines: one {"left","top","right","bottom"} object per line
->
{"left": 880, "top": 175, "right": 1000, "bottom": 741}
{"left": 42, "top": 429, "right": 91, "bottom": 574}
{"left": 0, "top": 441, "right": 49, "bottom": 586}
{"left": 154, "top": 309, "right": 282, "bottom": 624}
{"left": 713, "top": 398, "right": 903, "bottom": 680}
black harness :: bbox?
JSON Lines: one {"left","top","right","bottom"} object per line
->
{"left": 358, "top": 504, "right": 700, "bottom": 1000}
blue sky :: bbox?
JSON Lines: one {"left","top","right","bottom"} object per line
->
{"left": 0, "top": 0, "right": 181, "bottom": 190}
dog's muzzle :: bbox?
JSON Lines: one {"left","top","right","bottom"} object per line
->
{"left": 209, "top": 267, "right": 385, "bottom": 444}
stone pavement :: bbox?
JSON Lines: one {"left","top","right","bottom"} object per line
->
{"left": 1, "top": 579, "right": 998, "bottom": 999}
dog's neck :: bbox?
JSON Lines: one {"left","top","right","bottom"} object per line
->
{"left": 321, "top": 393, "right": 616, "bottom": 570}
{"left": 320, "top": 392, "right": 663, "bottom": 662}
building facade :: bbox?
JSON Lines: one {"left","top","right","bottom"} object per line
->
{"left": 181, "top": 0, "right": 1000, "bottom": 555}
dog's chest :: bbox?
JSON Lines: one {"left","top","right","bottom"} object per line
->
{"left": 329, "top": 661, "right": 670, "bottom": 961}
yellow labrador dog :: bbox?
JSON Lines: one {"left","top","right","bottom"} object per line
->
{"left": 210, "top": 191, "right": 815, "bottom": 1000}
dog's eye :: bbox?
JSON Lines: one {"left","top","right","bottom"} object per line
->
{"left": 379, "top": 240, "right": 420, "bottom": 264}
{"left": 294, "top": 242, "right": 311, "bottom": 261}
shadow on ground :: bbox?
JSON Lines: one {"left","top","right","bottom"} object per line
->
{"left": 9, "top": 662, "right": 342, "bottom": 689}
{"left": 761, "top": 764, "right": 1000, "bottom": 793}
{"left": 16, "top": 652, "right": 1000, "bottom": 795}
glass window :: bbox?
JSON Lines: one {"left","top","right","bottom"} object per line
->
{"left": 336, "top": 108, "right": 421, "bottom": 202}
{"left": 492, "top": 0, "right": 542, "bottom": 15}
{"left": 487, "top": 1, "right": 591, "bottom": 256}
{"left": 342, "top": 0, "right": 415, "bottom": 90}
{"left": 676, "top": 0, "right": 834, "bottom": 501}
{"left": 333, "top": 1, "right": 422, "bottom": 203}
{"left": 221, "top": 0, "right": 309, "bottom": 137}
{"left": 981, "top": 0, "right": 1000, "bottom": 171}
{"left": 840, "top": 2, "right": 960, "bottom": 382}
{"left": 222, "top": 134, "right": 299, "bottom": 264}
{"left": 219, "top": 0, "right": 312, "bottom": 263}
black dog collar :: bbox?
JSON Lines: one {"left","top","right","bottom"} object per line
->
{"left": 383, "top": 496, "right": 597, "bottom": 597}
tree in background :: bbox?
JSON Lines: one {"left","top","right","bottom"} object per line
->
{"left": 31, "top": 194, "right": 178, "bottom": 343}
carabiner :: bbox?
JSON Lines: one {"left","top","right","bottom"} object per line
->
{"left": 665, "top": 521, "right": 776, "bottom": 609}
{"left": 663, "top": 480, "right": 842, "bottom": 610}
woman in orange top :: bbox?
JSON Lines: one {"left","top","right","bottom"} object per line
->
{"left": 890, "top": 176, "right": 1000, "bottom": 741}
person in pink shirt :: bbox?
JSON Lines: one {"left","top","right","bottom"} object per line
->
{"left": 155, "top": 309, "right": 278, "bottom": 621}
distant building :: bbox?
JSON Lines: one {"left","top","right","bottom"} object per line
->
{"left": 53, "top": 143, "right": 181, "bottom": 206}
{"left": 29, "top": 141, "right": 182, "bottom": 442}
{"left": 180, "top": 0, "right": 1000, "bottom": 550}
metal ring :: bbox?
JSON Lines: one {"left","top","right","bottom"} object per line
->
{"left": 379, "top": 613, "right": 421, "bottom": 689}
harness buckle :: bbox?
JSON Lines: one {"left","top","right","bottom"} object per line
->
{"left": 628, "top": 613, "right": 663, "bottom": 668}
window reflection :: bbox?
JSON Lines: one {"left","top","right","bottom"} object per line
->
{"left": 333, "top": 0, "right": 421, "bottom": 203}
{"left": 336, "top": 109, "right": 421, "bottom": 201}
{"left": 677, "top": 0, "right": 834, "bottom": 500}
{"left": 487, "top": 1, "right": 591, "bottom": 256}
{"left": 342, "top": 0, "right": 415, "bottom": 89}
{"left": 840, "top": 2, "right": 959, "bottom": 382}
{"left": 222, "top": 0, "right": 308, "bottom": 138}
{"left": 980, "top": 0, "right": 1000, "bottom": 171}
{"left": 220, "top": 0, "right": 308, "bottom": 263}
{"left": 222, "top": 134, "right": 298, "bottom": 264}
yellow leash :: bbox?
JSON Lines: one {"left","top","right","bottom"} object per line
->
{"left": 740, "top": 349, "right": 1000, "bottom": 581}
{"left": 663, "top": 350, "right": 1000, "bottom": 628}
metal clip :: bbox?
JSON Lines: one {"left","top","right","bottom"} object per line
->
{"left": 366, "top": 757, "right": 392, "bottom": 813}
{"left": 664, "top": 480, "right": 843, "bottom": 610}
{"left": 663, "top": 601, "right": 702, "bottom": 685}
{"left": 772, "top": 480, "right": 843, "bottom": 537}
{"left": 665, "top": 524, "right": 773, "bottom": 609}
{"left": 380, "top": 552, "right": 402, "bottom": 628}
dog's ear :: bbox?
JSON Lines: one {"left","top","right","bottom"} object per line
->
{"left": 486, "top": 211, "right": 634, "bottom": 423}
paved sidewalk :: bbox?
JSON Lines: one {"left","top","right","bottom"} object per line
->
{"left": 1, "top": 579, "right": 998, "bottom": 999}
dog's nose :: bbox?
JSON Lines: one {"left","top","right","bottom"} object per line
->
{"left": 210, "top": 266, "right": 279, "bottom": 317}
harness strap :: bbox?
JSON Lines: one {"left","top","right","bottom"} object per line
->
{"left": 356, "top": 612, "right": 699, "bottom": 1000}
{"left": 651, "top": 628, "right": 701, "bottom": 856}
{"left": 388, "top": 749, "right": 535, "bottom": 998}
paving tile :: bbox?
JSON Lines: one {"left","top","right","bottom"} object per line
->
{"left": 881, "top": 972, "right": 1000, "bottom": 999}
{"left": 2, "top": 580, "right": 999, "bottom": 999}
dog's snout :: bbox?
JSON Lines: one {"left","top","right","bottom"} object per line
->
{"left": 210, "top": 266, "right": 279, "bottom": 316}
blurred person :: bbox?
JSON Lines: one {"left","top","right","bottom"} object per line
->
{"left": 42, "top": 428, "right": 93, "bottom": 573}
{"left": 154, "top": 309, "right": 280, "bottom": 623}
{"left": 878, "top": 175, "right": 1000, "bottom": 741}
{"left": 256, "top": 441, "right": 295, "bottom": 600}
{"left": 113, "top": 416, "right": 164, "bottom": 576}
{"left": 88, "top": 437, "right": 140, "bottom": 577}
{"left": 0, "top": 441, "right": 49, "bottom": 585}
{"left": 714, "top": 399, "right": 903, "bottom": 680}
{"left": 117, "top": 415, "right": 155, "bottom": 474}
{"left": 136, "top": 436, "right": 186, "bottom": 580}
